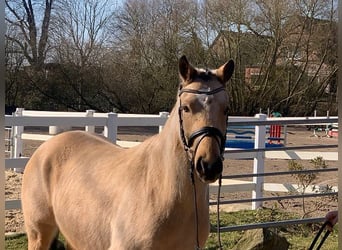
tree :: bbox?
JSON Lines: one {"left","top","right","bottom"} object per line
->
{"left": 5, "top": 0, "right": 337, "bottom": 115}
{"left": 204, "top": 0, "right": 278, "bottom": 115}
{"left": 106, "top": 0, "right": 200, "bottom": 113}
{"left": 5, "top": 0, "right": 58, "bottom": 110}
{"left": 207, "top": 0, "right": 337, "bottom": 116}
{"left": 47, "top": 0, "right": 115, "bottom": 111}
{"left": 5, "top": 0, "right": 54, "bottom": 69}
{"left": 268, "top": 0, "right": 338, "bottom": 116}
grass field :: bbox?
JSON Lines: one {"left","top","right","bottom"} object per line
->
{"left": 5, "top": 208, "right": 338, "bottom": 249}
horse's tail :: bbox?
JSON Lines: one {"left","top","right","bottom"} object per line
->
{"left": 50, "top": 232, "right": 65, "bottom": 250}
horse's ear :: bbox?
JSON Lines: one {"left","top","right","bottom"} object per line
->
{"left": 179, "top": 55, "right": 196, "bottom": 85}
{"left": 216, "top": 60, "right": 234, "bottom": 84}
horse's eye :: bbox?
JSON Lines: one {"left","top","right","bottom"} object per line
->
{"left": 182, "top": 106, "right": 190, "bottom": 113}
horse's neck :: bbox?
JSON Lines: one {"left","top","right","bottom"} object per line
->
{"left": 130, "top": 107, "right": 209, "bottom": 242}
{"left": 158, "top": 107, "right": 189, "bottom": 180}
{"left": 154, "top": 107, "right": 208, "bottom": 204}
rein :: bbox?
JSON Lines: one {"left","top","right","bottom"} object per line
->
{"left": 308, "top": 221, "right": 333, "bottom": 250}
{"left": 178, "top": 86, "right": 227, "bottom": 249}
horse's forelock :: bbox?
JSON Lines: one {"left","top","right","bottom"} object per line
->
{"left": 182, "top": 68, "right": 221, "bottom": 85}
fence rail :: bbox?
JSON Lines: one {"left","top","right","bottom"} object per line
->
{"left": 4, "top": 109, "right": 338, "bottom": 233}
{"left": 218, "top": 217, "right": 327, "bottom": 232}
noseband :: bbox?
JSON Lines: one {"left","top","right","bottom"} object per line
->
{"left": 178, "top": 85, "right": 227, "bottom": 249}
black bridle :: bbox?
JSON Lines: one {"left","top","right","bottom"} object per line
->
{"left": 178, "top": 85, "right": 227, "bottom": 249}
{"left": 178, "top": 86, "right": 227, "bottom": 157}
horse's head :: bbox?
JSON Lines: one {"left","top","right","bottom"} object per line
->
{"left": 178, "top": 56, "right": 234, "bottom": 183}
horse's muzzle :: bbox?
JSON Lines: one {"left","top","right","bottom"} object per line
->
{"left": 196, "top": 156, "right": 223, "bottom": 183}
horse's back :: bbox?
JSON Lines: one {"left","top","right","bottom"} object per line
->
{"left": 22, "top": 130, "right": 122, "bottom": 202}
{"left": 24, "top": 130, "right": 117, "bottom": 181}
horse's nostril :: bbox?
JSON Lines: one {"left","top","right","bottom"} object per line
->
{"left": 196, "top": 157, "right": 223, "bottom": 182}
{"left": 198, "top": 157, "right": 206, "bottom": 172}
{"left": 211, "top": 158, "right": 223, "bottom": 175}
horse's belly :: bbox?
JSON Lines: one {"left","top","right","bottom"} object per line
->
{"left": 108, "top": 205, "right": 208, "bottom": 250}
{"left": 54, "top": 193, "right": 112, "bottom": 249}
{"left": 52, "top": 173, "right": 114, "bottom": 250}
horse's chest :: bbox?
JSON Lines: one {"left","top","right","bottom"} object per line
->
{"left": 111, "top": 206, "right": 203, "bottom": 249}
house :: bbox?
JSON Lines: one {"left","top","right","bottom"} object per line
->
{"left": 209, "top": 15, "right": 337, "bottom": 90}
{"left": 277, "top": 15, "right": 337, "bottom": 83}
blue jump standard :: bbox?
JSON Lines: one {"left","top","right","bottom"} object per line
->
{"left": 225, "top": 140, "right": 284, "bottom": 149}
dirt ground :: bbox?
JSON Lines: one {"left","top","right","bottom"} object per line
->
{"left": 5, "top": 126, "right": 339, "bottom": 234}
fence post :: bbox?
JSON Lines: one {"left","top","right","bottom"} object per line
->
{"left": 252, "top": 113, "right": 267, "bottom": 209}
{"left": 159, "top": 112, "right": 169, "bottom": 133}
{"left": 85, "top": 110, "right": 95, "bottom": 133}
{"left": 13, "top": 108, "right": 24, "bottom": 173}
{"left": 4, "top": 127, "right": 13, "bottom": 157}
{"left": 104, "top": 112, "right": 117, "bottom": 143}
{"left": 283, "top": 125, "right": 287, "bottom": 145}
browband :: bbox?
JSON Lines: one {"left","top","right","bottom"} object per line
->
{"left": 178, "top": 86, "right": 226, "bottom": 97}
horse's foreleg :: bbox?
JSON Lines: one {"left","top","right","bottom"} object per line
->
{"left": 50, "top": 233, "right": 66, "bottom": 250}
{"left": 50, "top": 236, "right": 75, "bottom": 250}
{"left": 26, "top": 223, "right": 58, "bottom": 250}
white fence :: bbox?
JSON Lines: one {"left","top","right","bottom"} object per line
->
{"left": 7, "top": 108, "right": 169, "bottom": 151}
{"left": 5, "top": 109, "right": 338, "bottom": 215}
{"left": 4, "top": 127, "right": 13, "bottom": 157}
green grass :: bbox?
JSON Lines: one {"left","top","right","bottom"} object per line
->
{"left": 5, "top": 233, "right": 27, "bottom": 250}
{"left": 6, "top": 209, "right": 338, "bottom": 250}
{"left": 206, "top": 209, "right": 338, "bottom": 250}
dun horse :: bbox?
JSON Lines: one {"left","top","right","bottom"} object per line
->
{"left": 22, "top": 56, "right": 234, "bottom": 250}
